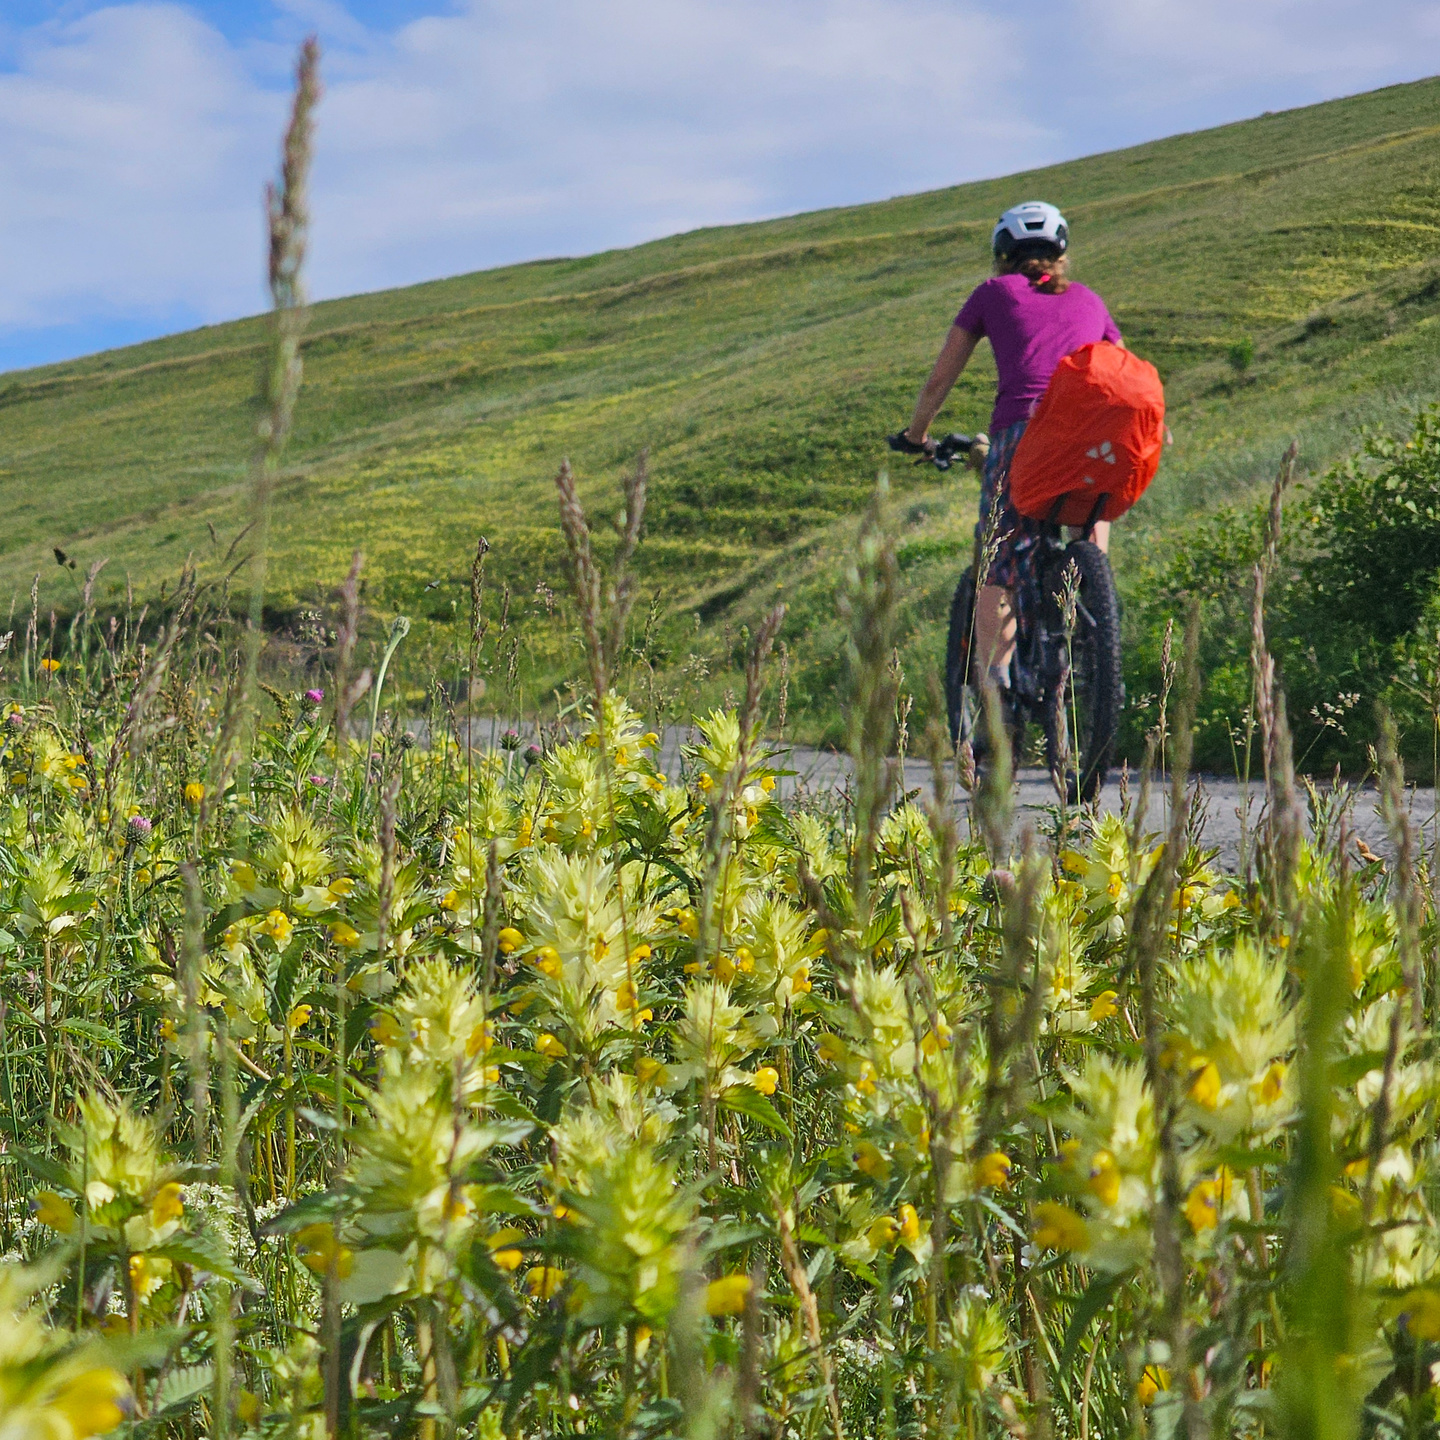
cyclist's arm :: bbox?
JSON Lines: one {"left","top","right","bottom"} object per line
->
{"left": 904, "top": 324, "right": 981, "bottom": 445}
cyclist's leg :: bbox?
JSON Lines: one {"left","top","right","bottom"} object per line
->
{"left": 975, "top": 584, "right": 1016, "bottom": 678}
{"left": 973, "top": 419, "right": 1031, "bottom": 684}
{"left": 1064, "top": 519, "right": 1110, "bottom": 552}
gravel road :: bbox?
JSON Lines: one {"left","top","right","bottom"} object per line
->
{"left": 459, "top": 717, "right": 1436, "bottom": 869}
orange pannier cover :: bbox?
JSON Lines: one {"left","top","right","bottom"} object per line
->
{"left": 1007, "top": 341, "right": 1165, "bottom": 526}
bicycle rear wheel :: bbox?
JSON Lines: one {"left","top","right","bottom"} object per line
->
{"left": 1042, "top": 541, "right": 1123, "bottom": 803}
{"left": 944, "top": 572, "right": 977, "bottom": 748}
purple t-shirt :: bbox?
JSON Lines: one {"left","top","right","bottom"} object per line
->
{"left": 955, "top": 274, "right": 1122, "bottom": 432}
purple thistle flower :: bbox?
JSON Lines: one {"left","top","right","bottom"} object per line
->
{"left": 523, "top": 743, "right": 543, "bottom": 766}
{"left": 127, "top": 815, "right": 153, "bottom": 840}
{"left": 308, "top": 774, "right": 331, "bottom": 788}
{"left": 500, "top": 728, "right": 521, "bottom": 751}
{"left": 303, "top": 688, "right": 325, "bottom": 706}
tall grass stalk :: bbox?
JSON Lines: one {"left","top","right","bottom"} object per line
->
{"left": 841, "top": 475, "right": 899, "bottom": 926}
{"left": 1132, "top": 605, "right": 1205, "bottom": 1440}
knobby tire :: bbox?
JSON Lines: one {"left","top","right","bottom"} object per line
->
{"left": 1043, "top": 540, "right": 1123, "bottom": 803}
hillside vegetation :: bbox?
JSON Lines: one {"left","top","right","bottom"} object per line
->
{"left": 4, "top": 76, "right": 1440, "bottom": 747}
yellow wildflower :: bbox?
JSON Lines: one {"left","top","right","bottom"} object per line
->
{"left": 497, "top": 927, "right": 524, "bottom": 954}
{"left": 261, "top": 910, "right": 294, "bottom": 946}
{"left": 921, "top": 1018, "right": 953, "bottom": 1056}
{"left": 33, "top": 1191, "right": 77, "bottom": 1233}
{"left": 328, "top": 921, "right": 361, "bottom": 948}
{"left": 51, "top": 1367, "right": 129, "bottom": 1436}
{"left": 287, "top": 1004, "right": 312, "bottom": 1032}
{"left": 868, "top": 1216, "right": 900, "bottom": 1248}
{"left": 1106, "top": 873, "right": 1124, "bottom": 899}
{"left": 441, "top": 889, "right": 461, "bottom": 911}
{"left": 327, "top": 876, "right": 355, "bottom": 899}
{"left": 853, "top": 1141, "right": 889, "bottom": 1179}
{"left": 370, "top": 1012, "right": 403, "bottom": 1046}
{"left": 525, "top": 1265, "right": 565, "bottom": 1299}
{"left": 1086, "top": 1150, "right": 1121, "bottom": 1207}
{"left": 1403, "top": 1288, "right": 1440, "bottom": 1341}
{"left": 1254, "top": 1060, "right": 1286, "bottom": 1105}
{"left": 855, "top": 1061, "right": 877, "bottom": 1096}
{"left": 1089, "top": 990, "right": 1119, "bottom": 1023}
{"left": 615, "top": 979, "right": 641, "bottom": 1011}
{"left": 1059, "top": 849, "right": 1087, "bottom": 876}
{"left": 1184, "top": 1180, "right": 1221, "bottom": 1232}
{"left": 535, "top": 1033, "right": 568, "bottom": 1059}
{"left": 705, "top": 1274, "right": 751, "bottom": 1316}
{"left": 296, "top": 1223, "right": 354, "bottom": 1279}
{"left": 1189, "top": 1060, "right": 1222, "bottom": 1109}
{"left": 535, "top": 945, "right": 562, "bottom": 977}
{"left": 149, "top": 1181, "right": 184, "bottom": 1227}
{"left": 1137, "top": 1366, "right": 1169, "bottom": 1405}
{"left": 488, "top": 1229, "right": 525, "bottom": 1272}
{"left": 751, "top": 1066, "right": 779, "bottom": 1096}
{"left": 734, "top": 946, "right": 755, "bottom": 973}
{"left": 678, "top": 909, "right": 699, "bottom": 938}
{"left": 641, "top": 732, "right": 660, "bottom": 748}
{"left": 1033, "top": 1202, "right": 1089, "bottom": 1252}
{"left": 760, "top": 775, "right": 776, "bottom": 793}
{"left": 898, "top": 1203, "right": 921, "bottom": 1244}
{"left": 183, "top": 781, "right": 204, "bottom": 806}
{"left": 635, "top": 1055, "right": 664, "bottom": 1083}
{"left": 975, "top": 1151, "right": 1013, "bottom": 1190}
{"left": 697, "top": 773, "right": 714, "bottom": 793}
{"left": 39, "top": 657, "right": 61, "bottom": 673}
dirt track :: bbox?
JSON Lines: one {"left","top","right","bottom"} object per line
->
{"left": 459, "top": 717, "right": 1437, "bottom": 869}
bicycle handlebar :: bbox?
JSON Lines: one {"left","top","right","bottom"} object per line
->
{"left": 886, "top": 430, "right": 982, "bottom": 472}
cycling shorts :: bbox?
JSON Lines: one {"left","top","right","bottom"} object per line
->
{"left": 975, "top": 418, "right": 1043, "bottom": 590}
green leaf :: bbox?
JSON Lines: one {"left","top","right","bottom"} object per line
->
{"left": 152, "top": 1363, "right": 214, "bottom": 1415}
{"left": 100, "top": 1327, "right": 181, "bottom": 1374}
{"left": 58, "top": 1018, "right": 122, "bottom": 1048}
{"left": 719, "top": 1084, "right": 792, "bottom": 1137}
{"left": 1329, "top": 1050, "right": 1390, "bottom": 1087}
{"left": 12, "top": 1147, "right": 79, "bottom": 1193}
{"left": 259, "top": 1190, "right": 345, "bottom": 1237}
{"left": 1059, "top": 1270, "right": 1126, "bottom": 1370}
{"left": 1213, "top": 1143, "right": 1286, "bottom": 1173}
{"left": 157, "top": 1233, "right": 245, "bottom": 1281}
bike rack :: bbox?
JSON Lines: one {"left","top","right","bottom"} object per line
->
{"left": 1045, "top": 491, "right": 1110, "bottom": 538}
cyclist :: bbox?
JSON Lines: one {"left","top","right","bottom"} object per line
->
{"left": 893, "top": 201, "right": 1123, "bottom": 702}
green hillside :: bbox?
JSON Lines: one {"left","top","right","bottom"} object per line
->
{"left": 5, "top": 75, "right": 1440, "bottom": 740}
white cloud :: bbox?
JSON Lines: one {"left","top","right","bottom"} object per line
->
{"left": 0, "top": 0, "right": 1436, "bottom": 364}
{"left": 0, "top": 5, "right": 284, "bottom": 330}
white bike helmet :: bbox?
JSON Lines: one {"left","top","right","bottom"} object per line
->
{"left": 992, "top": 201, "right": 1069, "bottom": 261}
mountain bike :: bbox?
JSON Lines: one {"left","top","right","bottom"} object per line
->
{"left": 888, "top": 431, "right": 1123, "bottom": 801}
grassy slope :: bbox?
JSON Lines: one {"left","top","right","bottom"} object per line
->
{"left": 4, "top": 76, "right": 1440, "bottom": 738}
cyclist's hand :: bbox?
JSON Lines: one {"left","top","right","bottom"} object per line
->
{"left": 966, "top": 433, "right": 990, "bottom": 473}
{"left": 887, "top": 429, "right": 934, "bottom": 456}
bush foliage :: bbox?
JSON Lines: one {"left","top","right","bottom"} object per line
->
{"left": 1123, "top": 406, "right": 1440, "bottom": 776}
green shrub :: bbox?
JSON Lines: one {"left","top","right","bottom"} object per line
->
{"left": 1123, "top": 407, "right": 1440, "bottom": 777}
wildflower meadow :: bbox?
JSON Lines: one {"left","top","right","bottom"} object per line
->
{"left": 3, "top": 40, "right": 1440, "bottom": 1440}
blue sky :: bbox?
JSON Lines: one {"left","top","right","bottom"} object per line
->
{"left": 2, "top": 0, "right": 1438, "bottom": 373}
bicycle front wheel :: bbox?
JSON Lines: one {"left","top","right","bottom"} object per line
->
{"left": 1042, "top": 541, "right": 1123, "bottom": 803}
